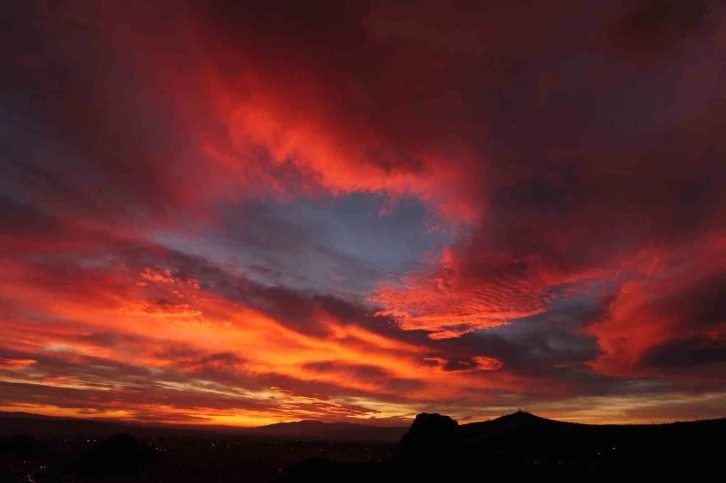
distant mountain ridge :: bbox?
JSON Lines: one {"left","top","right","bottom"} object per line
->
{"left": 0, "top": 411, "right": 407, "bottom": 441}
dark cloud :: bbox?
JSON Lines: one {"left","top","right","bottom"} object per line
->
{"left": 609, "top": 0, "right": 716, "bottom": 61}
{"left": 302, "top": 361, "right": 426, "bottom": 394}
{"left": 649, "top": 272, "right": 726, "bottom": 328}
{"left": 643, "top": 338, "right": 726, "bottom": 369}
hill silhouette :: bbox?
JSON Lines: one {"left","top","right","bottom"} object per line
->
{"left": 278, "top": 410, "right": 726, "bottom": 482}
{"left": 461, "top": 409, "right": 559, "bottom": 437}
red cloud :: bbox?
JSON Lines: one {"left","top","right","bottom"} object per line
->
{"left": 0, "top": 358, "right": 37, "bottom": 370}
{"left": 586, "top": 243, "right": 726, "bottom": 376}
{"left": 372, "top": 247, "right": 558, "bottom": 338}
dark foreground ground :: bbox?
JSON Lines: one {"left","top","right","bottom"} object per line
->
{"left": 1, "top": 411, "right": 725, "bottom": 482}
{"left": 0, "top": 433, "right": 393, "bottom": 483}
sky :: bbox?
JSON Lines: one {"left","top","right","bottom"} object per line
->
{"left": 0, "top": 0, "right": 725, "bottom": 427}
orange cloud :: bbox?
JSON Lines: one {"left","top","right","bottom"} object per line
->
{"left": 0, "top": 250, "right": 527, "bottom": 424}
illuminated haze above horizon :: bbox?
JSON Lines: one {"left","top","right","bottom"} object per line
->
{"left": 1, "top": 0, "right": 725, "bottom": 427}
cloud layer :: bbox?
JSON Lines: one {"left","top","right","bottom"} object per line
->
{"left": 1, "top": 0, "right": 724, "bottom": 425}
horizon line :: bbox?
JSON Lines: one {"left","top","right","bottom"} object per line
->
{"left": 2, "top": 409, "right": 723, "bottom": 433}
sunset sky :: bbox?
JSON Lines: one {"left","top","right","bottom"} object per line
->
{"left": 1, "top": 0, "right": 725, "bottom": 427}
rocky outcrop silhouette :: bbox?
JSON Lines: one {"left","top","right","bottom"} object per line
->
{"left": 393, "top": 413, "right": 465, "bottom": 481}
{"left": 401, "top": 413, "right": 458, "bottom": 444}
{"left": 396, "top": 413, "right": 460, "bottom": 460}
